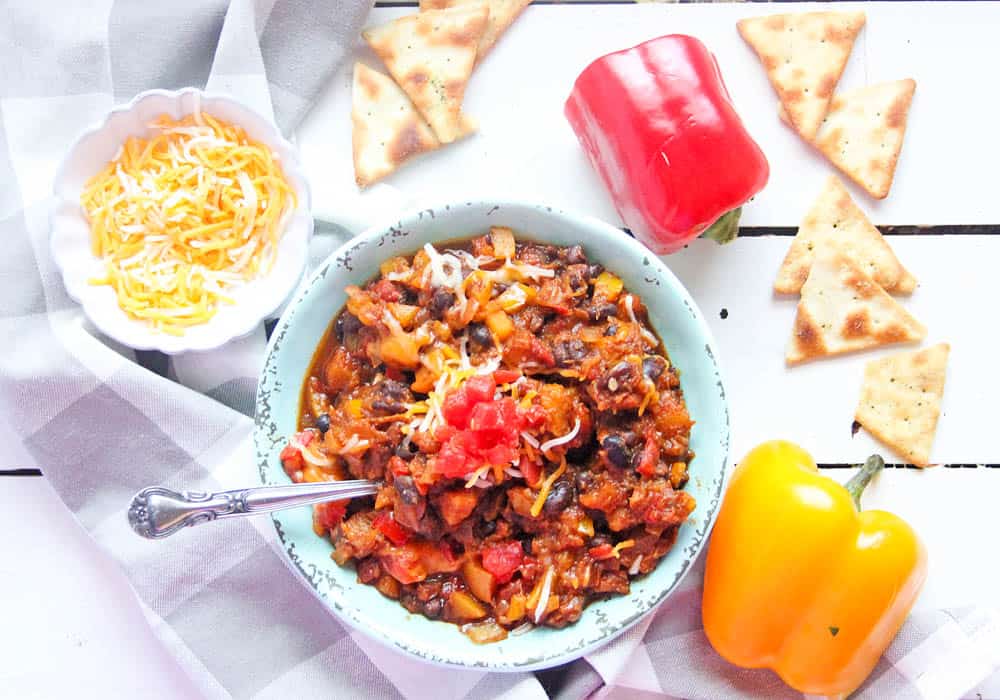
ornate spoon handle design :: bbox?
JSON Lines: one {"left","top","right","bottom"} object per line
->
{"left": 127, "top": 480, "right": 378, "bottom": 539}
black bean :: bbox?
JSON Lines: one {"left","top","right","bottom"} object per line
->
{"left": 315, "top": 413, "right": 331, "bottom": 434}
{"left": 423, "top": 597, "right": 444, "bottom": 619}
{"left": 565, "top": 264, "right": 589, "bottom": 292}
{"left": 428, "top": 288, "right": 455, "bottom": 319}
{"left": 395, "top": 441, "right": 418, "bottom": 460}
{"left": 588, "top": 302, "right": 618, "bottom": 322}
{"left": 372, "top": 399, "right": 406, "bottom": 414}
{"left": 602, "top": 435, "right": 631, "bottom": 469}
{"left": 379, "top": 379, "right": 409, "bottom": 399}
{"left": 562, "top": 245, "right": 587, "bottom": 265}
{"left": 553, "top": 339, "right": 587, "bottom": 366}
{"left": 604, "top": 323, "right": 618, "bottom": 337}
{"left": 642, "top": 356, "right": 667, "bottom": 381}
{"left": 474, "top": 518, "right": 497, "bottom": 538}
{"left": 468, "top": 323, "right": 492, "bottom": 348}
{"left": 394, "top": 475, "right": 420, "bottom": 505}
{"left": 335, "top": 312, "right": 362, "bottom": 343}
{"left": 603, "top": 361, "right": 633, "bottom": 392}
{"left": 518, "top": 534, "right": 534, "bottom": 556}
{"left": 400, "top": 288, "right": 418, "bottom": 305}
{"left": 543, "top": 479, "right": 575, "bottom": 514}
{"left": 587, "top": 263, "right": 604, "bottom": 279}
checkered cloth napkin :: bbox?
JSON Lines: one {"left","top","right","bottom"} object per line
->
{"left": 2, "top": 2, "right": 999, "bottom": 698}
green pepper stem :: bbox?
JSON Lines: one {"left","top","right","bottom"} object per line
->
{"left": 699, "top": 207, "right": 742, "bottom": 245}
{"left": 844, "top": 455, "right": 885, "bottom": 511}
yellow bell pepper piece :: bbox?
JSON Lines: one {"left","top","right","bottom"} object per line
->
{"left": 702, "top": 441, "right": 927, "bottom": 699}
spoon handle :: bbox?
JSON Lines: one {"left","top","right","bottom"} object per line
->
{"left": 127, "top": 480, "right": 378, "bottom": 539}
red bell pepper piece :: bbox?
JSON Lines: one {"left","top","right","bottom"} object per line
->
{"left": 564, "top": 34, "right": 769, "bottom": 254}
{"left": 374, "top": 512, "right": 411, "bottom": 546}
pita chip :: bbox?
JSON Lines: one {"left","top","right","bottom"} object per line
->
{"left": 786, "top": 251, "right": 925, "bottom": 364}
{"left": 420, "top": 0, "right": 531, "bottom": 59}
{"left": 855, "top": 343, "right": 950, "bottom": 467}
{"left": 352, "top": 63, "right": 474, "bottom": 187}
{"left": 738, "top": 11, "right": 865, "bottom": 140}
{"left": 775, "top": 176, "right": 917, "bottom": 294}
{"left": 363, "top": 3, "right": 489, "bottom": 144}
{"left": 814, "top": 79, "right": 916, "bottom": 199}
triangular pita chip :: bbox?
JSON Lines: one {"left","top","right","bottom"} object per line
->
{"left": 363, "top": 3, "right": 489, "bottom": 144}
{"left": 855, "top": 343, "right": 949, "bottom": 467}
{"left": 351, "top": 63, "right": 475, "bottom": 188}
{"left": 813, "top": 79, "right": 916, "bottom": 199}
{"left": 420, "top": 0, "right": 531, "bottom": 60}
{"left": 351, "top": 63, "right": 439, "bottom": 188}
{"left": 786, "top": 251, "right": 925, "bottom": 364}
{"left": 775, "top": 176, "right": 917, "bottom": 294}
{"left": 738, "top": 11, "right": 865, "bottom": 140}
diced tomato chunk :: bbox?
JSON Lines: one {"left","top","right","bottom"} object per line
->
{"left": 481, "top": 541, "right": 523, "bottom": 584}
{"left": 314, "top": 500, "right": 347, "bottom": 530}
{"left": 493, "top": 369, "right": 521, "bottom": 384}
{"left": 373, "top": 512, "right": 411, "bottom": 546}
{"left": 280, "top": 444, "right": 304, "bottom": 476}
{"left": 371, "top": 278, "right": 402, "bottom": 302}
{"left": 635, "top": 437, "right": 660, "bottom": 477}
{"left": 388, "top": 455, "right": 410, "bottom": 476}
{"left": 529, "top": 337, "right": 555, "bottom": 366}
{"left": 518, "top": 455, "right": 542, "bottom": 487}
{"left": 518, "top": 404, "right": 547, "bottom": 429}
{"left": 434, "top": 397, "right": 522, "bottom": 478}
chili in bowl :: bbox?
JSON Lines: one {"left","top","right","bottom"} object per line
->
{"left": 255, "top": 200, "right": 728, "bottom": 670}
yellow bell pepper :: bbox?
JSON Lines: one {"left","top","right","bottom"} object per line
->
{"left": 702, "top": 441, "right": 927, "bottom": 698}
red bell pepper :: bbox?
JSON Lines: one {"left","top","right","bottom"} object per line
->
{"left": 564, "top": 34, "right": 769, "bottom": 254}
{"left": 374, "top": 512, "right": 411, "bottom": 546}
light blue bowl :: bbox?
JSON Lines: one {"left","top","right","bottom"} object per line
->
{"left": 255, "top": 200, "right": 729, "bottom": 671}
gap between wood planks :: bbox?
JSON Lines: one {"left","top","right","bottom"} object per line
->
{"left": 6, "top": 222, "right": 991, "bottom": 480}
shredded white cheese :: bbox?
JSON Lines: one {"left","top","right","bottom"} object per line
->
{"left": 629, "top": 555, "right": 644, "bottom": 576}
{"left": 624, "top": 295, "right": 659, "bottom": 346}
{"left": 540, "top": 418, "right": 581, "bottom": 455}
{"left": 534, "top": 566, "right": 556, "bottom": 624}
{"left": 289, "top": 433, "right": 335, "bottom": 467}
{"left": 464, "top": 464, "right": 491, "bottom": 488}
{"left": 520, "top": 431, "right": 540, "bottom": 449}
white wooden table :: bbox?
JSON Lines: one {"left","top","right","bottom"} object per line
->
{"left": 4, "top": 2, "right": 999, "bottom": 698}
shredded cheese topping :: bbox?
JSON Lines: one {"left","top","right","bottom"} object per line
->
{"left": 611, "top": 539, "right": 636, "bottom": 558}
{"left": 624, "top": 294, "right": 659, "bottom": 346}
{"left": 80, "top": 112, "right": 296, "bottom": 335}
{"left": 289, "top": 433, "right": 335, "bottom": 467}
{"left": 540, "top": 418, "right": 581, "bottom": 457}
{"left": 533, "top": 565, "right": 556, "bottom": 624}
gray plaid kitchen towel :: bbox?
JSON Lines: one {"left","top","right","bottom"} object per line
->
{"left": 1, "top": 1, "right": 999, "bottom": 698}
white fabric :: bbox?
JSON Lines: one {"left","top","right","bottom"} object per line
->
{"left": 0, "top": 1, "right": 997, "bottom": 698}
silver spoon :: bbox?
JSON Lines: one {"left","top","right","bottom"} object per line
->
{"left": 127, "top": 479, "right": 378, "bottom": 539}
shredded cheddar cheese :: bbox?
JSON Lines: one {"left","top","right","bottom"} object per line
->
{"left": 611, "top": 539, "right": 636, "bottom": 558}
{"left": 80, "top": 112, "right": 296, "bottom": 335}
